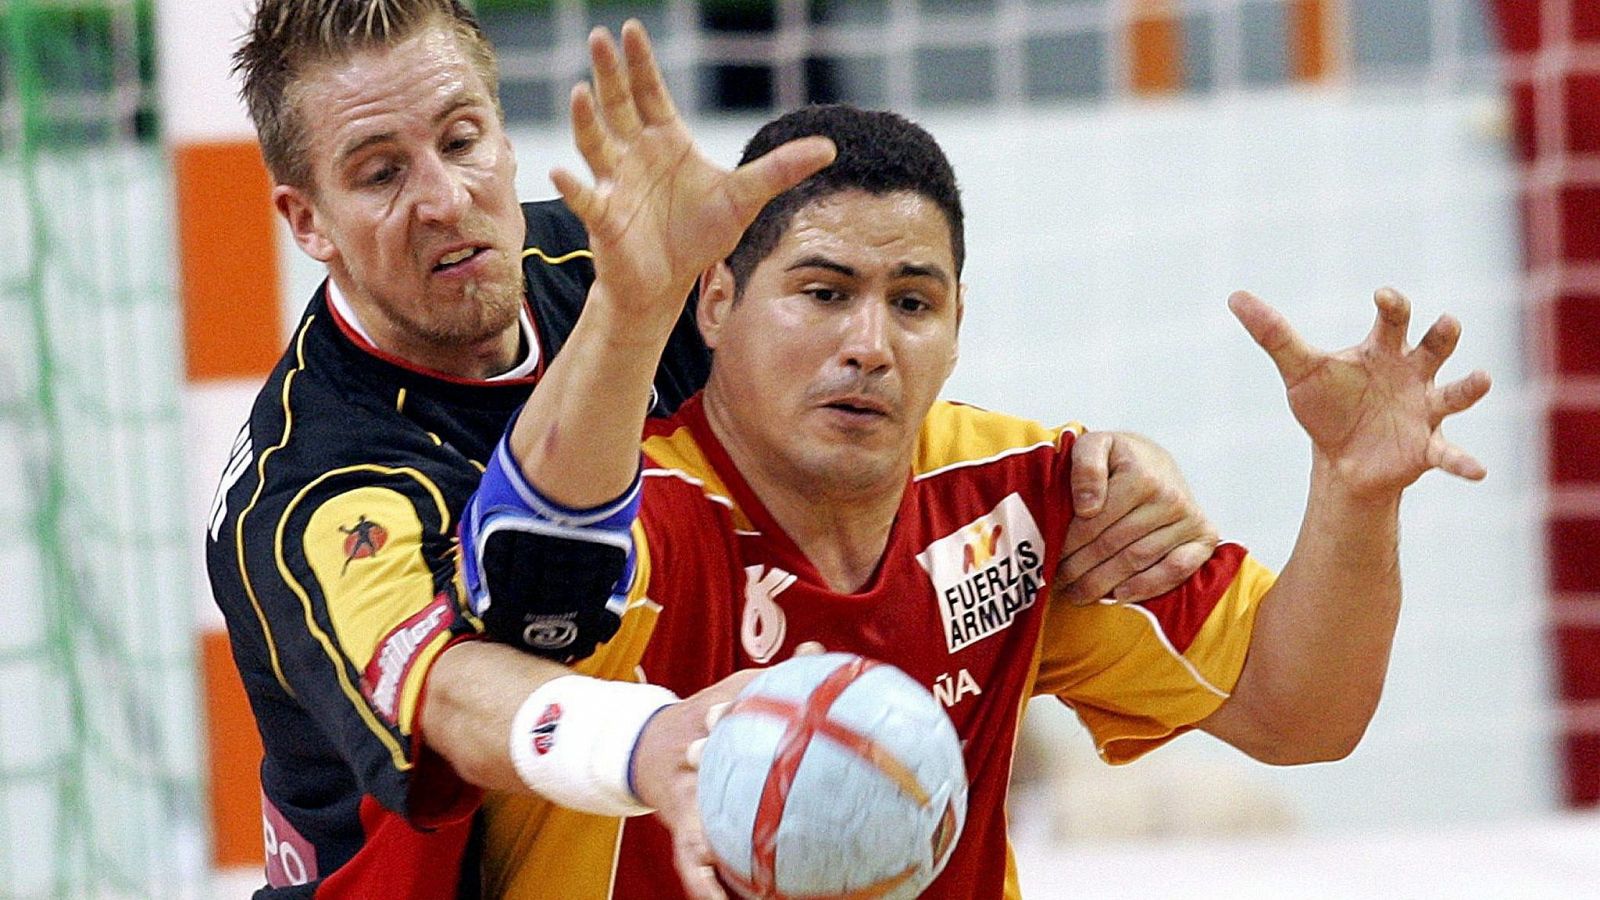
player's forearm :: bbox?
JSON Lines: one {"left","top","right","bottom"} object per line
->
{"left": 1204, "top": 452, "right": 1402, "bottom": 763}
{"left": 509, "top": 283, "right": 681, "bottom": 508}
{"left": 421, "top": 638, "right": 680, "bottom": 814}
{"left": 420, "top": 640, "right": 571, "bottom": 790}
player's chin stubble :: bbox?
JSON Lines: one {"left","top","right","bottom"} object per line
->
{"left": 412, "top": 265, "right": 523, "bottom": 348}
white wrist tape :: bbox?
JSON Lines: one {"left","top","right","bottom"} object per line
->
{"left": 508, "top": 675, "right": 679, "bottom": 817}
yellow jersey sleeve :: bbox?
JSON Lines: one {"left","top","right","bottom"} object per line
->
{"left": 1034, "top": 546, "right": 1275, "bottom": 763}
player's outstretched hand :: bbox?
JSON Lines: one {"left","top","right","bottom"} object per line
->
{"left": 1229, "top": 288, "right": 1492, "bottom": 498}
{"left": 551, "top": 20, "right": 835, "bottom": 330}
{"left": 631, "top": 669, "right": 759, "bottom": 900}
{"left": 1054, "top": 431, "right": 1219, "bottom": 606}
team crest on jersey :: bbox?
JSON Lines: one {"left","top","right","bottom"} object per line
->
{"left": 532, "top": 703, "right": 562, "bottom": 755}
{"left": 339, "top": 515, "right": 388, "bottom": 573}
{"left": 916, "top": 493, "right": 1045, "bottom": 653}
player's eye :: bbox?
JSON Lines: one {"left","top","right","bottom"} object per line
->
{"left": 806, "top": 287, "right": 844, "bottom": 304}
{"left": 894, "top": 294, "right": 931, "bottom": 314}
{"left": 443, "top": 121, "right": 484, "bottom": 156}
{"left": 362, "top": 164, "right": 398, "bottom": 187}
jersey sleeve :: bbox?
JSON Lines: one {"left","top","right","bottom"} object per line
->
{"left": 1033, "top": 543, "right": 1276, "bottom": 764}
{"left": 241, "top": 466, "right": 479, "bottom": 823}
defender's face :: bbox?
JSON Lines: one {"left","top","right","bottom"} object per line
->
{"left": 700, "top": 190, "right": 962, "bottom": 496}
{"left": 275, "top": 22, "right": 526, "bottom": 375}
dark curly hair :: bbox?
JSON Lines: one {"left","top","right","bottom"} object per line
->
{"left": 726, "top": 104, "right": 965, "bottom": 291}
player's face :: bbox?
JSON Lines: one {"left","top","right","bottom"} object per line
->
{"left": 273, "top": 23, "right": 526, "bottom": 378}
{"left": 700, "top": 190, "right": 962, "bottom": 496}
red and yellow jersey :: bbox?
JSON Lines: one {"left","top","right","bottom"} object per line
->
{"left": 481, "top": 395, "right": 1273, "bottom": 900}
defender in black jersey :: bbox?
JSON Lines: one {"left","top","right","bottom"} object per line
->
{"left": 212, "top": 2, "right": 739, "bottom": 893}
{"left": 206, "top": 198, "right": 708, "bottom": 897}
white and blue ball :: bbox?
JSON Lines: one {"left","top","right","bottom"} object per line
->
{"left": 698, "top": 653, "right": 968, "bottom": 899}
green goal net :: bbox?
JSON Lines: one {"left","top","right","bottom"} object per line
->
{"left": 0, "top": 1, "right": 204, "bottom": 896}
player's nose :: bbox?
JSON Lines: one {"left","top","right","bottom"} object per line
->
{"left": 411, "top": 153, "right": 469, "bottom": 227}
{"left": 840, "top": 297, "right": 892, "bottom": 372}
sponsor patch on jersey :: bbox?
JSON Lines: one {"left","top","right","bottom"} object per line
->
{"left": 262, "top": 791, "right": 319, "bottom": 888}
{"left": 532, "top": 703, "right": 562, "bottom": 755}
{"left": 916, "top": 492, "right": 1046, "bottom": 653}
{"left": 339, "top": 514, "right": 389, "bottom": 573}
{"left": 361, "top": 592, "right": 452, "bottom": 724}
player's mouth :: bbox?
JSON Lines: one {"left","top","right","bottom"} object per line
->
{"left": 430, "top": 244, "right": 492, "bottom": 275}
{"left": 820, "top": 395, "right": 891, "bottom": 420}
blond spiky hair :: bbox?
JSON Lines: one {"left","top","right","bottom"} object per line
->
{"left": 233, "top": 0, "right": 500, "bottom": 188}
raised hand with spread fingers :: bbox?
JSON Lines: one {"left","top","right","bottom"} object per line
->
{"left": 1195, "top": 288, "right": 1491, "bottom": 764}
{"left": 1228, "top": 287, "right": 1491, "bottom": 498}
{"left": 510, "top": 21, "right": 835, "bottom": 513}
{"left": 551, "top": 22, "right": 836, "bottom": 339}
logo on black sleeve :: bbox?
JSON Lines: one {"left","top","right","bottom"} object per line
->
{"left": 523, "top": 613, "right": 579, "bottom": 651}
{"left": 340, "top": 515, "right": 388, "bottom": 573}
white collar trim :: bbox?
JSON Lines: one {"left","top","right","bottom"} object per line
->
{"left": 326, "top": 278, "right": 541, "bottom": 381}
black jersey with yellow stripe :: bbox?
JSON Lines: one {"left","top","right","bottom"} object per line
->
{"left": 203, "top": 200, "right": 708, "bottom": 899}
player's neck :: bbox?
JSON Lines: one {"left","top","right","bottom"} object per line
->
{"left": 702, "top": 392, "right": 905, "bottom": 593}
{"left": 331, "top": 276, "right": 522, "bottom": 379}
{"left": 385, "top": 324, "right": 522, "bottom": 380}
{"left": 762, "top": 484, "right": 901, "bottom": 594}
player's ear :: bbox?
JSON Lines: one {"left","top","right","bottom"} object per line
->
{"left": 697, "top": 261, "right": 737, "bottom": 350}
{"left": 274, "top": 183, "right": 337, "bottom": 263}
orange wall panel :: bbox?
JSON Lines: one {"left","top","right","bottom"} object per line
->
{"left": 1289, "top": 0, "right": 1335, "bottom": 83}
{"left": 202, "top": 628, "right": 265, "bottom": 867}
{"left": 1127, "top": 1, "right": 1183, "bottom": 95}
{"left": 175, "top": 140, "right": 283, "bottom": 381}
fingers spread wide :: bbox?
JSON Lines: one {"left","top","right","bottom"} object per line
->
{"left": 568, "top": 82, "right": 619, "bottom": 180}
{"left": 1413, "top": 313, "right": 1461, "bottom": 379}
{"left": 587, "top": 26, "right": 643, "bottom": 139}
{"left": 1432, "top": 369, "right": 1492, "bottom": 422}
{"left": 620, "top": 19, "right": 678, "bottom": 126}
{"left": 724, "top": 136, "right": 837, "bottom": 224}
{"left": 1431, "top": 437, "right": 1488, "bottom": 481}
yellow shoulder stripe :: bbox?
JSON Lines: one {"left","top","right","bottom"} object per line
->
{"left": 642, "top": 425, "right": 752, "bottom": 532}
{"left": 304, "top": 486, "right": 438, "bottom": 734}
{"left": 234, "top": 315, "right": 317, "bottom": 697}
{"left": 523, "top": 246, "right": 594, "bottom": 266}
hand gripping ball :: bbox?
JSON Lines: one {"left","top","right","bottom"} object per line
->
{"left": 697, "top": 653, "right": 968, "bottom": 900}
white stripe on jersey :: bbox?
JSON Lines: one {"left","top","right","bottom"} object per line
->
{"left": 642, "top": 468, "right": 735, "bottom": 510}
{"left": 914, "top": 440, "right": 1058, "bottom": 483}
{"left": 1122, "top": 604, "right": 1231, "bottom": 699}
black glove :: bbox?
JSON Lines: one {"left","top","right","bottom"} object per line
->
{"left": 473, "top": 528, "right": 627, "bottom": 663}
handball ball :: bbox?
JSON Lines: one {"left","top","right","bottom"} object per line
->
{"left": 697, "top": 653, "right": 968, "bottom": 900}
